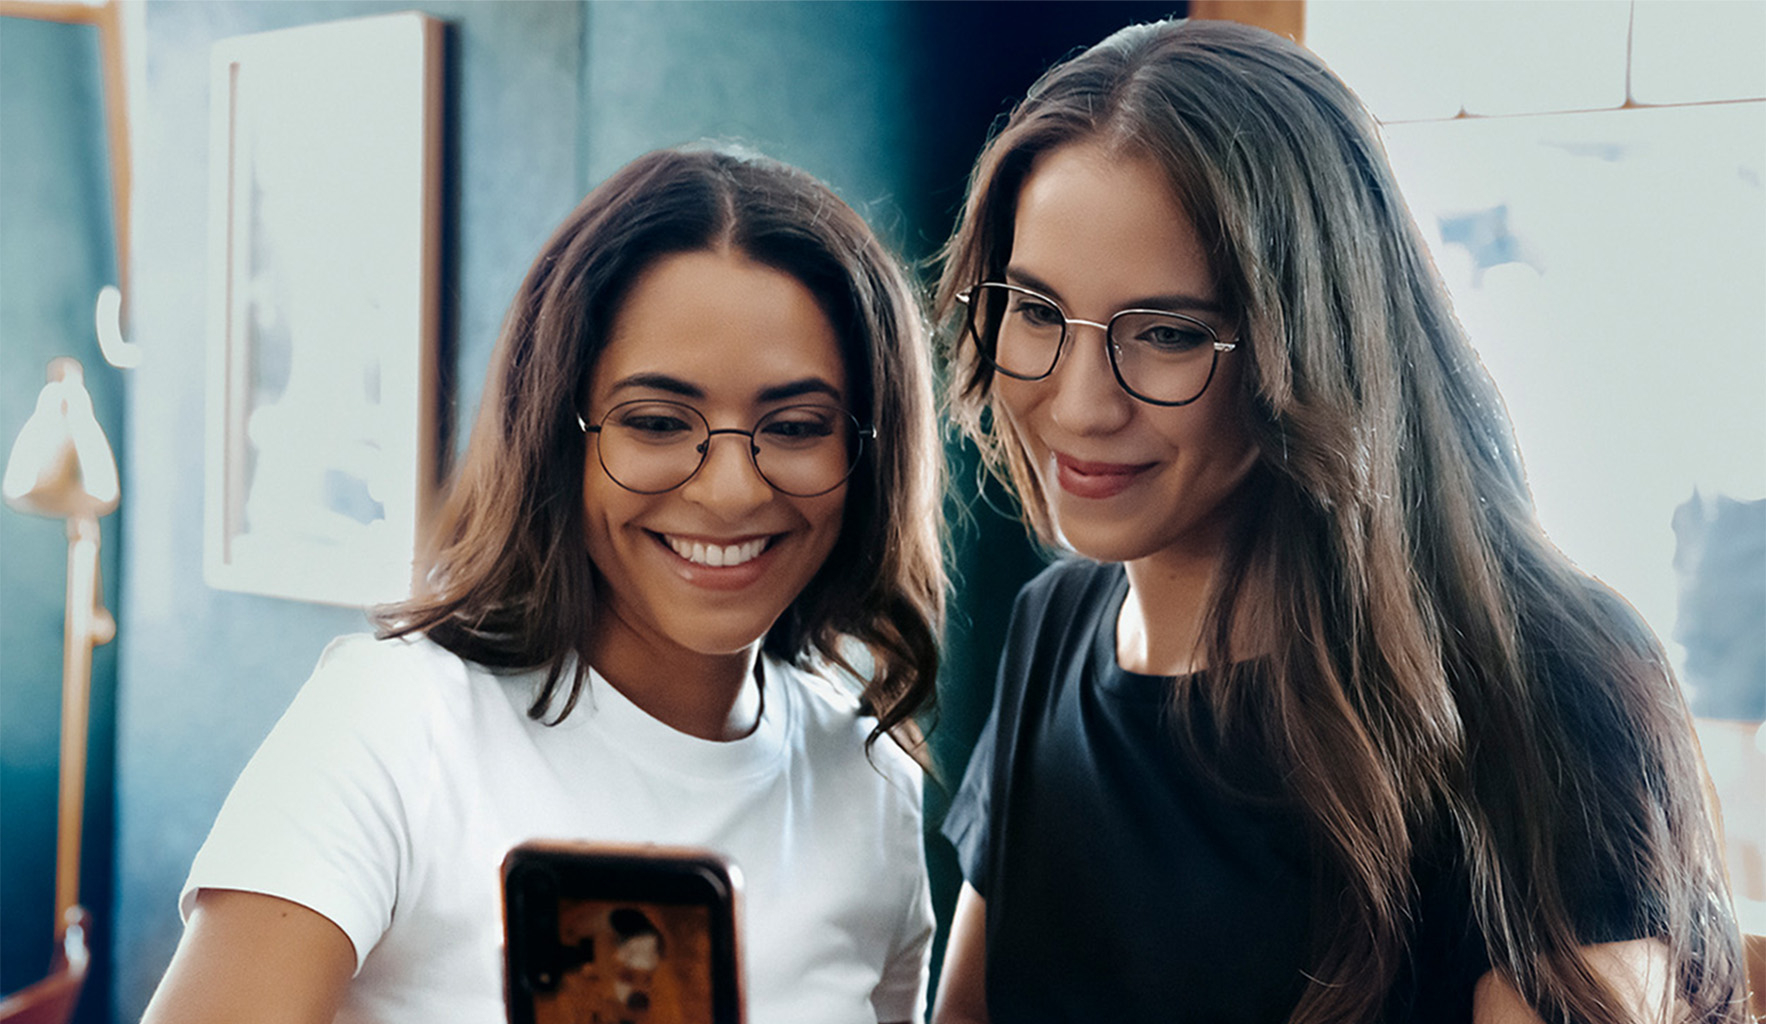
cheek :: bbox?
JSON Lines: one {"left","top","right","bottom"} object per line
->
{"left": 1178, "top": 403, "right": 1262, "bottom": 505}
{"left": 808, "top": 491, "right": 848, "bottom": 547}
{"left": 1172, "top": 361, "right": 1256, "bottom": 456}
{"left": 993, "top": 378, "right": 1040, "bottom": 427}
{"left": 580, "top": 475, "right": 641, "bottom": 560}
{"left": 989, "top": 388, "right": 1043, "bottom": 464}
{"left": 794, "top": 493, "right": 850, "bottom": 586}
{"left": 987, "top": 400, "right": 1054, "bottom": 519}
{"left": 1214, "top": 379, "right": 1262, "bottom": 463}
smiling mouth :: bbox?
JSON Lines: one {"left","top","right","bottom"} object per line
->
{"left": 1052, "top": 452, "right": 1156, "bottom": 499}
{"left": 661, "top": 534, "right": 772, "bottom": 568}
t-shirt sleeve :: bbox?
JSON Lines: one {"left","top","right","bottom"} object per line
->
{"left": 871, "top": 818, "right": 935, "bottom": 1023}
{"left": 940, "top": 564, "right": 1061, "bottom": 899}
{"left": 180, "top": 635, "right": 433, "bottom": 972}
{"left": 941, "top": 702, "right": 999, "bottom": 897}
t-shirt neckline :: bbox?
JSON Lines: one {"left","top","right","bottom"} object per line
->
{"left": 1092, "top": 566, "right": 1193, "bottom": 700}
{"left": 545, "top": 656, "right": 794, "bottom": 783}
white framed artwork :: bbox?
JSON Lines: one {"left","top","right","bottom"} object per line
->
{"left": 204, "top": 12, "right": 444, "bottom": 607}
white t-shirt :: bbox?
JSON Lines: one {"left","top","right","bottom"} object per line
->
{"left": 182, "top": 634, "right": 932, "bottom": 1024}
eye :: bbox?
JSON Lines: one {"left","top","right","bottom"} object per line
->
{"left": 1124, "top": 316, "right": 1214, "bottom": 353}
{"left": 611, "top": 403, "right": 698, "bottom": 441}
{"left": 758, "top": 406, "right": 841, "bottom": 447}
{"left": 1008, "top": 295, "right": 1066, "bottom": 330}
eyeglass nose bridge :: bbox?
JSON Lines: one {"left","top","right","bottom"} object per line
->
{"left": 677, "top": 426, "right": 775, "bottom": 499}
{"left": 1043, "top": 313, "right": 1126, "bottom": 377}
{"left": 689, "top": 427, "right": 767, "bottom": 483}
{"left": 696, "top": 426, "right": 763, "bottom": 458}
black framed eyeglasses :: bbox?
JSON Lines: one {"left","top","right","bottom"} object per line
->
{"left": 580, "top": 399, "right": 873, "bottom": 497}
{"left": 957, "top": 282, "right": 1237, "bottom": 407}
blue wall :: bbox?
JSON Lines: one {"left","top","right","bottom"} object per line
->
{"left": 103, "top": 3, "right": 1171, "bottom": 1021}
{"left": 0, "top": 15, "right": 122, "bottom": 1020}
{"left": 111, "top": 5, "right": 583, "bottom": 1017}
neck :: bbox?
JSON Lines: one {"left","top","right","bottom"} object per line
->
{"left": 1116, "top": 468, "right": 1271, "bottom": 677}
{"left": 1118, "top": 546, "right": 1219, "bottom": 677}
{"left": 587, "top": 626, "right": 765, "bottom": 742}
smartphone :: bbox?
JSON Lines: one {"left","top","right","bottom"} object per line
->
{"left": 502, "top": 840, "right": 745, "bottom": 1024}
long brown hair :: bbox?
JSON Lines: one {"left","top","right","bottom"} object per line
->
{"left": 381, "top": 147, "right": 944, "bottom": 747}
{"left": 937, "top": 19, "right": 1744, "bottom": 1022}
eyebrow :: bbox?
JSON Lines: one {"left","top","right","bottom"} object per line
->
{"left": 607, "top": 372, "right": 703, "bottom": 399}
{"left": 606, "top": 372, "right": 844, "bottom": 404}
{"left": 757, "top": 378, "right": 844, "bottom": 403}
{"left": 1003, "top": 266, "right": 1226, "bottom": 316}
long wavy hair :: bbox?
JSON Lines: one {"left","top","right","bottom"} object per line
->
{"left": 936, "top": 19, "right": 1744, "bottom": 1023}
{"left": 380, "top": 147, "right": 945, "bottom": 747}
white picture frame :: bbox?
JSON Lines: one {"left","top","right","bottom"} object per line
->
{"left": 204, "top": 11, "right": 443, "bottom": 607}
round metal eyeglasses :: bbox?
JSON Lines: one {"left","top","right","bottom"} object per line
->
{"left": 958, "top": 282, "right": 1237, "bottom": 406}
{"left": 581, "top": 399, "right": 873, "bottom": 497}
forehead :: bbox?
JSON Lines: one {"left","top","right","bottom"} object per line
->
{"left": 1009, "top": 142, "right": 1217, "bottom": 309}
{"left": 590, "top": 248, "right": 848, "bottom": 405}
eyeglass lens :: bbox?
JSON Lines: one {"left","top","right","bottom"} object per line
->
{"left": 967, "top": 282, "right": 1223, "bottom": 405}
{"left": 593, "top": 400, "right": 863, "bottom": 497}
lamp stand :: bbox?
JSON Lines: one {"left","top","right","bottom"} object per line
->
{"left": 54, "top": 511, "right": 113, "bottom": 932}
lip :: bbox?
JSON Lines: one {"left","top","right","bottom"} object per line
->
{"left": 649, "top": 530, "right": 782, "bottom": 592}
{"left": 1051, "top": 451, "right": 1156, "bottom": 500}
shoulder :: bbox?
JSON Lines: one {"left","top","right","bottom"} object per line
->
{"left": 299, "top": 633, "right": 475, "bottom": 707}
{"left": 1519, "top": 563, "right": 1662, "bottom": 665}
{"left": 279, "top": 633, "right": 496, "bottom": 750}
{"left": 1522, "top": 571, "right": 1673, "bottom": 721}
{"left": 1001, "top": 558, "right": 1120, "bottom": 671}
{"left": 776, "top": 657, "right": 923, "bottom": 794}
{"left": 313, "top": 631, "right": 465, "bottom": 678}
{"left": 778, "top": 656, "right": 879, "bottom": 749}
{"left": 1014, "top": 557, "right": 1121, "bottom": 621}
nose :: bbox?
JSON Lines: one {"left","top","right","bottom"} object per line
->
{"left": 679, "top": 430, "right": 774, "bottom": 518}
{"left": 1046, "top": 321, "right": 1134, "bottom": 435}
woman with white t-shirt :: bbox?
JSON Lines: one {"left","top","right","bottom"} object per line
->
{"left": 143, "top": 146, "right": 945, "bottom": 1024}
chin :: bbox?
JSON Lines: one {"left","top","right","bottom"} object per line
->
{"left": 671, "top": 606, "right": 790, "bottom": 658}
{"left": 1047, "top": 508, "right": 1152, "bottom": 564}
{"left": 1055, "top": 534, "right": 1151, "bottom": 565}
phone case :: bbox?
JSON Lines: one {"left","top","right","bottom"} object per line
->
{"left": 502, "top": 840, "right": 745, "bottom": 1024}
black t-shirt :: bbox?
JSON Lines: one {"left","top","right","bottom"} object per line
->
{"left": 942, "top": 560, "right": 1500, "bottom": 1022}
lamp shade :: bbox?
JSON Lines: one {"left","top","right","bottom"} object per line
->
{"left": 3, "top": 357, "right": 118, "bottom": 520}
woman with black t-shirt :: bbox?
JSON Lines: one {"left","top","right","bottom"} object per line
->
{"left": 931, "top": 19, "right": 1746, "bottom": 1024}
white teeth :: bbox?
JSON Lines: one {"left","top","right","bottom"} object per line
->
{"left": 666, "top": 536, "right": 768, "bottom": 567}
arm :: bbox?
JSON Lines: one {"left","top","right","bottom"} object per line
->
{"left": 931, "top": 882, "right": 990, "bottom": 1024}
{"left": 1472, "top": 938, "right": 1673, "bottom": 1024}
{"left": 140, "top": 888, "right": 356, "bottom": 1024}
